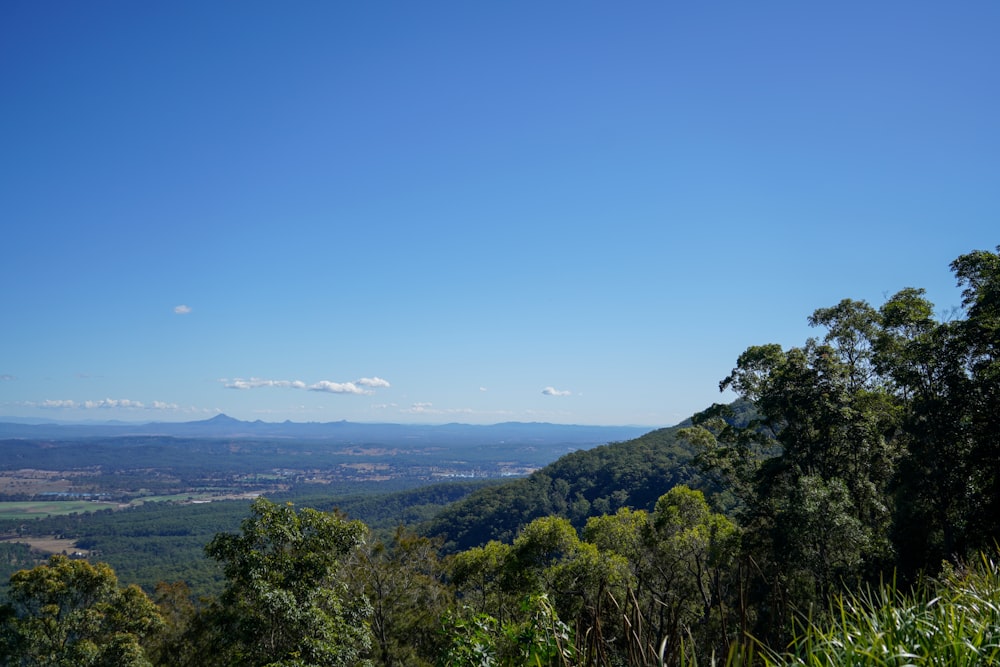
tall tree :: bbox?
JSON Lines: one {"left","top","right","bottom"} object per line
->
{"left": 681, "top": 297, "right": 901, "bottom": 640}
{"left": 584, "top": 487, "right": 738, "bottom": 666}
{"left": 885, "top": 247, "right": 1000, "bottom": 576}
{"left": 448, "top": 515, "right": 629, "bottom": 666}
{"left": 199, "top": 498, "right": 372, "bottom": 667}
{"left": 346, "top": 526, "right": 452, "bottom": 667}
{"left": 680, "top": 246, "right": 1000, "bottom": 643}
{"left": 949, "top": 247, "right": 1000, "bottom": 554}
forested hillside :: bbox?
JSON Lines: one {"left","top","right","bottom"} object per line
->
{"left": 422, "top": 424, "right": 712, "bottom": 552}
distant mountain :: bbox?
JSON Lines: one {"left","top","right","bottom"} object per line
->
{"left": 0, "top": 414, "right": 651, "bottom": 446}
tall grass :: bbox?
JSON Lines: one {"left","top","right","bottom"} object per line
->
{"left": 680, "top": 552, "right": 1000, "bottom": 667}
{"left": 774, "top": 553, "right": 1000, "bottom": 666}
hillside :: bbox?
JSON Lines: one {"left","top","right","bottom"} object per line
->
{"left": 421, "top": 421, "right": 714, "bottom": 552}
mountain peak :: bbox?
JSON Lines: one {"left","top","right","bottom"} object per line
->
{"left": 206, "top": 413, "right": 242, "bottom": 424}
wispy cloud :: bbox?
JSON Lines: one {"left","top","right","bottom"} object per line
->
{"left": 308, "top": 381, "right": 371, "bottom": 395}
{"left": 33, "top": 398, "right": 180, "bottom": 410}
{"left": 401, "top": 402, "right": 473, "bottom": 416}
{"left": 174, "top": 304, "right": 192, "bottom": 315}
{"left": 40, "top": 399, "right": 77, "bottom": 409}
{"left": 221, "top": 376, "right": 391, "bottom": 396}
{"left": 399, "top": 403, "right": 514, "bottom": 419}
{"left": 542, "top": 386, "right": 572, "bottom": 397}
{"left": 0, "top": 374, "right": 15, "bottom": 381}
{"left": 356, "top": 377, "right": 391, "bottom": 389}
{"left": 224, "top": 378, "right": 307, "bottom": 390}
{"left": 83, "top": 398, "right": 147, "bottom": 409}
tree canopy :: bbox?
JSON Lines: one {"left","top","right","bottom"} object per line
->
{"left": 0, "top": 555, "right": 162, "bottom": 667}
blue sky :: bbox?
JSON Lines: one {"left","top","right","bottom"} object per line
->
{"left": 1, "top": 2, "right": 997, "bottom": 426}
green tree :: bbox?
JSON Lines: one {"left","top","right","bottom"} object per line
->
{"left": 676, "top": 246, "right": 1000, "bottom": 651}
{"left": 681, "top": 299, "right": 901, "bottom": 642}
{"left": 449, "top": 515, "right": 629, "bottom": 665}
{"left": 885, "top": 248, "right": 1000, "bottom": 577}
{"left": 198, "top": 498, "right": 372, "bottom": 667}
{"left": 449, "top": 541, "right": 517, "bottom": 626}
{"left": 346, "top": 526, "right": 452, "bottom": 667}
{"left": 649, "top": 486, "right": 738, "bottom": 634}
{"left": 145, "top": 581, "right": 198, "bottom": 667}
{"left": 0, "top": 555, "right": 162, "bottom": 667}
{"left": 585, "top": 487, "right": 738, "bottom": 666}
{"left": 507, "top": 515, "right": 631, "bottom": 653}
{"left": 437, "top": 594, "right": 577, "bottom": 667}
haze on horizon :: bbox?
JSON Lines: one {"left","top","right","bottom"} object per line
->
{"left": 1, "top": 3, "right": 997, "bottom": 427}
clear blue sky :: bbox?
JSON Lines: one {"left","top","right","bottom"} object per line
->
{"left": 1, "top": 2, "right": 997, "bottom": 426}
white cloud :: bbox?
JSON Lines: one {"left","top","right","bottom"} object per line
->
{"left": 174, "top": 304, "right": 192, "bottom": 315}
{"left": 398, "top": 403, "right": 515, "bottom": 420}
{"left": 223, "top": 376, "right": 388, "bottom": 395}
{"left": 356, "top": 377, "right": 391, "bottom": 389}
{"left": 0, "top": 374, "right": 15, "bottom": 381}
{"left": 224, "top": 378, "right": 306, "bottom": 390}
{"left": 542, "top": 386, "right": 572, "bottom": 397}
{"left": 308, "top": 381, "right": 370, "bottom": 395}
{"left": 402, "top": 402, "right": 473, "bottom": 416}
{"left": 40, "top": 399, "right": 77, "bottom": 408}
{"left": 480, "top": 387, "right": 488, "bottom": 392}
{"left": 83, "top": 398, "right": 145, "bottom": 409}
{"left": 34, "top": 398, "right": 180, "bottom": 411}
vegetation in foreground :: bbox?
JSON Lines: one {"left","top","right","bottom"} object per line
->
{"left": 1, "top": 245, "right": 998, "bottom": 666}
{"left": 748, "top": 554, "right": 1000, "bottom": 667}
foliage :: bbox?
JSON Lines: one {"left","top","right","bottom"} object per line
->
{"left": 437, "top": 594, "right": 577, "bottom": 667}
{"left": 0, "top": 480, "right": 489, "bottom": 599}
{"left": 450, "top": 540, "right": 518, "bottom": 624}
{"left": 424, "top": 426, "right": 712, "bottom": 553}
{"left": 346, "top": 526, "right": 453, "bottom": 666}
{"left": 445, "top": 486, "right": 736, "bottom": 666}
{"left": 585, "top": 486, "right": 739, "bottom": 665}
{"left": 195, "top": 498, "right": 372, "bottom": 667}
{"left": 885, "top": 249, "right": 1000, "bottom": 577}
{"left": 0, "top": 554, "right": 162, "bottom": 666}
{"left": 0, "top": 543, "right": 38, "bottom": 596}
{"left": 757, "top": 552, "right": 1000, "bottom": 666}
{"left": 144, "top": 581, "right": 199, "bottom": 667}
{"left": 448, "top": 514, "right": 628, "bottom": 664}
{"left": 671, "top": 245, "right": 1000, "bottom": 651}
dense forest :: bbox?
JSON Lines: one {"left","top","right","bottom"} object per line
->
{"left": 0, "top": 480, "right": 499, "bottom": 596}
{"left": 2, "top": 246, "right": 999, "bottom": 666}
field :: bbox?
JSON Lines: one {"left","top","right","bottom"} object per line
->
{"left": 0, "top": 469, "right": 92, "bottom": 495}
{"left": 0, "top": 500, "right": 120, "bottom": 520}
{"left": 0, "top": 488, "right": 267, "bottom": 522}
{"left": 0, "top": 536, "right": 85, "bottom": 556}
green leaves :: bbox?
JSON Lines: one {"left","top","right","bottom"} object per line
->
{"left": 1, "top": 555, "right": 162, "bottom": 667}
{"left": 200, "top": 498, "right": 372, "bottom": 667}
{"left": 437, "top": 595, "right": 577, "bottom": 667}
{"left": 765, "top": 552, "right": 1000, "bottom": 667}
{"left": 686, "top": 246, "right": 1000, "bottom": 650}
